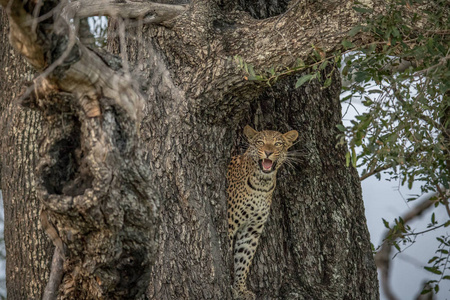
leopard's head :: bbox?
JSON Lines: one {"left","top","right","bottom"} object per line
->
{"left": 244, "top": 125, "right": 298, "bottom": 174}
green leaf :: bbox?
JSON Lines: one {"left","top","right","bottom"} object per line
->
{"left": 392, "top": 27, "right": 400, "bottom": 38}
{"left": 351, "top": 147, "right": 357, "bottom": 167}
{"left": 323, "top": 77, "right": 332, "bottom": 88}
{"left": 352, "top": 6, "right": 373, "bottom": 13}
{"left": 382, "top": 218, "right": 390, "bottom": 229}
{"left": 296, "top": 58, "right": 305, "bottom": 68}
{"left": 354, "top": 71, "right": 369, "bottom": 83}
{"left": 342, "top": 65, "right": 350, "bottom": 76}
{"left": 336, "top": 124, "right": 346, "bottom": 132}
{"left": 295, "top": 74, "right": 314, "bottom": 88}
{"left": 424, "top": 266, "right": 442, "bottom": 275}
{"left": 421, "top": 289, "right": 432, "bottom": 295}
{"left": 248, "top": 64, "right": 256, "bottom": 77}
{"left": 345, "top": 151, "right": 350, "bottom": 167}
{"left": 348, "top": 25, "right": 362, "bottom": 37}
{"left": 342, "top": 40, "right": 354, "bottom": 49}
{"left": 268, "top": 67, "right": 275, "bottom": 75}
{"left": 319, "top": 60, "right": 329, "bottom": 70}
{"left": 428, "top": 256, "right": 439, "bottom": 264}
{"left": 442, "top": 174, "right": 449, "bottom": 189}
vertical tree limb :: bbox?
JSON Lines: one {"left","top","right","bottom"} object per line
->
{"left": 1, "top": 0, "right": 162, "bottom": 297}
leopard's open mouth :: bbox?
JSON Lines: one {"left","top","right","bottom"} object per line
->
{"left": 259, "top": 159, "right": 276, "bottom": 173}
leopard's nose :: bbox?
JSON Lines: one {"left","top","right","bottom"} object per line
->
{"left": 264, "top": 151, "right": 273, "bottom": 157}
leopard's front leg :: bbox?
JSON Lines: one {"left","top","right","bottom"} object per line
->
{"left": 231, "top": 220, "right": 266, "bottom": 300}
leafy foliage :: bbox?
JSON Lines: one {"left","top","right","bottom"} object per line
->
{"left": 422, "top": 235, "right": 450, "bottom": 294}
{"left": 340, "top": 0, "right": 449, "bottom": 194}
{"left": 233, "top": 44, "right": 340, "bottom": 88}
{"left": 338, "top": 0, "right": 450, "bottom": 296}
{"left": 233, "top": 4, "right": 449, "bottom": 294}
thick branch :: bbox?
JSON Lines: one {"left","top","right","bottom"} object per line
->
{"left": 3, "top": 0, "right": 144, "bottom": 121}
{"left": 0, "top": 0, "right": 46, "bottom": 68}
{"left": 1, "top": 1, "right": 160, "bottom": 298}
{"left": 173, "top": 0, "right": 437, "bottom": 122}
{"left": 172, "top": 0, "right": 378, "bottom": 122}
{"left": 63, "top": 0, "right": 187, "bottom": 24}
{"left": 224, "top": 1, "right": 368, "bottom": 71}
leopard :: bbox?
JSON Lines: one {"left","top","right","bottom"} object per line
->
{"left": 227, "top": 125, "right": 299, "bottom": 300}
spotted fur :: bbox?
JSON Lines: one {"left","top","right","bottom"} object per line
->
{"left": 227, "top": 125, "right": 298, "bottom": 299}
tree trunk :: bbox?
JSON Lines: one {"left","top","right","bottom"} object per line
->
{"left": 1, "top": 0, "right": 380, "bottom": 299}
{"left": 0, "top": 10, "right": 53, "bottom": 299}
{"left": 106, "top": 6, "right": 378, "bottom": 299}
{"left": 244, "top": 73, "right": 378, "bottom": 299}
{"left": 1, "top": 4, "right": 160, "bottom": 299}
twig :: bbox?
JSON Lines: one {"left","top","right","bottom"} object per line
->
{"left": 360, "top": 163, "right": 392, "bottom": 181}
{"left": 42, "top": 249, "right": 64, "bottom": 300}
{"left": 402, "top": 223, "right": 447, "bottom": 237}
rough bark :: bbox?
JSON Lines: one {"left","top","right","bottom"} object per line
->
{"left": 132, "top": 46, "right": 379, "bottom": 298}
{"left": 242, "top": 72, "right": 378, "bottom": 299}
{"left": 0, "top": 9, "right": 52, "bottom": 299}
{"left": 105, "top": 0, "right": 378, "bottom": 297}
{"left": 1, "top": 0, "right": 382, "bottom": 299}
{"left": 1, "top": 0, "right": 161, "bottom": 298}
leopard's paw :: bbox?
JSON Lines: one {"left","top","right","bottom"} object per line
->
{"left": 231, "top": 286, "right": 255, "bottom": 300}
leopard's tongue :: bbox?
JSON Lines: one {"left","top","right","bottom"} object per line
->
{"left": 262, "top": 159, "right": 273, "bottom": 170}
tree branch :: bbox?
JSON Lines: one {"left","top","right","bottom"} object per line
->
{"left": 4, "top": 0, "right": 145, "bottom": 121}
{"left": 42, "top": 249, "right": 64, "bottom": 300}
{"left": 224, "top": 1, "right": 365, "bottom": 71}
{"left": 0, "top": 0, "right": 46, "bottom": 69}
{"left": 360, "top": 164, "right": 392, "bottom": 181}
{"left": 178, "top": 0, "right": 375, "bottom": 122}
{"left": 62, "top": 0, "right": 187, "bottom": 24}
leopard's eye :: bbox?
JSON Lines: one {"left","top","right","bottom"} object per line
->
{"left": 256, "top": 140, "right": 264, "bottom": 146}
{"left": 275, "top": 142, "right": 284, "bottom": 147}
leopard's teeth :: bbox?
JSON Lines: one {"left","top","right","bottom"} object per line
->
{"left": 262, "top": 159, "right": 273, "bottom": 170}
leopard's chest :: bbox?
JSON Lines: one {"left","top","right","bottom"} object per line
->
{"left": 243, "top": 189, "right": 272, "bottom": 215}
{"left": 227, "top": 155, "right": 276, "bottom": 213}
{"left": 230, "top": 174, "right": 274, "bottom": 212}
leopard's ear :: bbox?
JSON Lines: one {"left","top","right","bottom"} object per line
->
{"left": 283, "top": 130, "right": 298, "bottom": 143}
{"left": 244, "top": 125, "right": 258, "bottom": 140}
